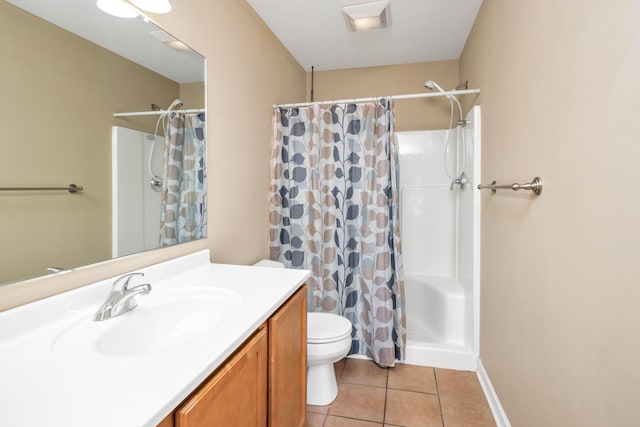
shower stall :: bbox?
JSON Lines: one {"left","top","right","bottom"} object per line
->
{"left": 398, "top": 105, "right": 481, "bottom": 371}
{"left": 111, "top": 126, "right": 164, "bottom": 257}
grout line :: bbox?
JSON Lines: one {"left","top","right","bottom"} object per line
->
{"left": 434, "top": 368, "right": 446, "bottom": 427}
{"left": 326, "top": 414, "right": 386, "bottom": 425}
{"left": 386, "top": 384, "right": 440, "bottom": 395}
{"left": 382, "top": 364, "right": 390, "bottom": 425}
{"left": 338, "top": 381, "right": 389, "bottom": 389}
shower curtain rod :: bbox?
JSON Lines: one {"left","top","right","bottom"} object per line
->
{"left": 113, "top": 108, "right": 205, "bottom": 118}
{"left": 274, "top": 88, "right": 480, "bottom": 108}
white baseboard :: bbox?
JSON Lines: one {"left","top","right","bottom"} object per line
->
{"left": 476, "top": 359, "right": 511, "bottom": 427}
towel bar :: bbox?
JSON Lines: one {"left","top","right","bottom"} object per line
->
{"left": 0, "top": 184, "right": 83, "bottom": 194}
{"left": 477, "top": 177, "right": 542, "bottom": 196}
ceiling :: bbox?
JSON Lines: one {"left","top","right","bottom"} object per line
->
{"left": 7, "top": 0, "right": 204, "bottom": 83}
{"left": 246, "top": 0, "right": 483, "bottom": 71}
{"left": 8, "top": 0, "right": 482, "bottom": 79}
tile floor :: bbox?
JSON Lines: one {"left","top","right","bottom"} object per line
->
{"left": 306, "top": 358, "right": 496, "bottom": 427}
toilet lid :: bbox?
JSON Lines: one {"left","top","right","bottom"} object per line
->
{"left": 307, "top": 312, "right": 352, "bottom": 343}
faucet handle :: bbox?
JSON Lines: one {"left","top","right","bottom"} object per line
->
{"left": 113, "top": 272, "right": 145, "bottom": 291}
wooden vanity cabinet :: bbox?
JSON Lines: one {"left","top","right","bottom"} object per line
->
{"left": 158, "top": 285, "right": 307, "bottom": 427}
{"left": 175, "top": 326, "right": 268, "bottom": 427}
{"left": 268, "top": 285, "right": 307, "bottom": 427}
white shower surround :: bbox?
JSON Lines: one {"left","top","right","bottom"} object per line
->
{"left": 112, "top": 126, "right": 164, "bottom": 258}
{"left": 398, "top": 106, "right": 481, "bottom": 371}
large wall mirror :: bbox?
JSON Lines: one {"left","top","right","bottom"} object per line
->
{"left": 0, "top": 0, "right": 206, "bottom": 286}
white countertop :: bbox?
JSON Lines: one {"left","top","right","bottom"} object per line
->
{"left": 0, "top": 250, "right": 310, "bottom": 427}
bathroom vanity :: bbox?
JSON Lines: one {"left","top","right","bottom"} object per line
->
{"left": 0, "top": 251, "right": 310, "bottom": 427}
{"left": 158, "top": 285, "right": 307, "bottom": 426}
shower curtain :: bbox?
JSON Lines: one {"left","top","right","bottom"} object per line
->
{"left": 160, "top": 112, "right": 207, "bottom": 246}
{"left": 269, "top": 99, "right": 405, "bottom": 367}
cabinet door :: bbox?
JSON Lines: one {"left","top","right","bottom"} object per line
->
{"left": 175, "top": 326, "right": 268, "bottom": 427}
{"left": 268, "top": 285, "right": 307, "bottom": 427}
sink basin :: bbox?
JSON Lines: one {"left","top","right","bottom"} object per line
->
{"left": 52, "top": 286, "right": 242, "bottom": 358}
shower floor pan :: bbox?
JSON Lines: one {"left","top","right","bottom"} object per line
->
{"left": 402, "top": 274, "right": 476, "bottom": 371}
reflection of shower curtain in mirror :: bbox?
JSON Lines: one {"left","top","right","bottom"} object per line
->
{"left": 160, "top": 112, "right": 207, "bottom": 246}
{"left": 269, "top": 99, "right": 405, "bottom": 367}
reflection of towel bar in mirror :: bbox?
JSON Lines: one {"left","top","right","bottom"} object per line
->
{"left": 113, "top": 109, "right": 205, "bottom": 117}
{"left": 0, "top": 184, "right": 83, "bottom": 194}
{"left": 477, "top": 177, "right": 543, "bottom": 196}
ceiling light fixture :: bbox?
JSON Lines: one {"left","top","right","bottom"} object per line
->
{"left": 96, "top": 0, "right": 139, "bottom": 18}
{"left": 131, "top": 0, "right": 172, "bottom": 14}
{"left": 342, "top": 0, "right": 391, "bottom": 32}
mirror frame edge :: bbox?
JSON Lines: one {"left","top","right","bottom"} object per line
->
{"left": 0, "top": 239, "right": 209, "bottom": 312}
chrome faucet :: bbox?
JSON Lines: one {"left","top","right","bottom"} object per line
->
{"left": 450, "top": 172, "right": 468, "bottom": 192}
{"left": 93, "top": 272, "right": 152, "bottom": 321}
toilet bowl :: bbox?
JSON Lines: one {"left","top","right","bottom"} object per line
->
{"left": 306, "top": 312, "right": 352, "bottom": 405}
{"left": 253, "top": 260, "right": 352, "bottom": 405}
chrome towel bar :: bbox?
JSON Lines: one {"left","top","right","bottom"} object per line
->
{"left": 477, "top": 177, "right": 543, "bottom": 196}
{"left": 0, "top": 184, "right": 83, "bottom": 194}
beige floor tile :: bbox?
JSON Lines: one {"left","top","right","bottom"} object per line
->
{"left": 440, "top": 396, "right": 496, "bottom": 427}
{"left": 340, "top": 358, "right": 388, "bottom": 387}
{"left": 328, "top": 383, "right": 386, "bottom": 423}
{"left": 325, "top": 415, "right": 383, "bottom": 426}
{"left": 435, "top": 368, "right": 486, "bottom": 401}
{"left": 388, "top": 363, "right": 437, "bottom": 394}
{"left": 307, "top": 403, "right": 331, "bottom": 415}
{"left": 384, "top": 389, "right": 442, "bottom": 427}
{"left": 335, "top": 359, "right": 347, "bottom": 382}
{"left": 324, "top": 362, "right": 493, "bottom": 427}
{"left": 305, "top": 412, "right": 327, "bottom": 427}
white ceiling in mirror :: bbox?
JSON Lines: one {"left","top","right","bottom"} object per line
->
{"left": 246, "top": 0, "right": 483, "bottom": 71}
{"left": 6, "top": 0, "right": 203, "bottom": 83}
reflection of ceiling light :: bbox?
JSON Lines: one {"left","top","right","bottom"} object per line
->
{"left": 131, "top": 0, "right": 172, "bottom": 14}
{"left": 96, "top": 0, "right": 139, "bottom": 18}
{"left": 342, "top": 0, "right": 391, "bottom": 32}
{"left": 164, "top": 40, "right": 190, "bottom": 51}
{"left": 97, "top": 0, "right": 172, "bottom": 18}
{"left": 149, "top": 29, "right": 189, "bottom": 51}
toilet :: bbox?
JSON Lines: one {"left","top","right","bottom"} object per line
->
{"left": 306, "top": 312, "right": 352, "bottom": 405}
{"left": 253, "top": 260, "right": 352, "bottom": 405}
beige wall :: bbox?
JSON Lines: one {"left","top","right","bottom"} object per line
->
{"left": 309, "top": 61, "right": 459, "bottom": 130}
{"left": 0, "top": 2, "right": 179, "bottom": 285}
{"left": 179, "top": 82, "right": 205, "bottom": 109}
{"left": 0, "top": 0, "right": 306, "bottom": 310}
{"left": 460, "top": 0, "right": 640, "bottom": 425}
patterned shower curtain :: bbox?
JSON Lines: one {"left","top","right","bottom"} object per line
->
{"left": 160, "top": 112, "right": 207, "bottom": 246}
{"left": 269, "top": 99, "right": 405, "bottom": 367}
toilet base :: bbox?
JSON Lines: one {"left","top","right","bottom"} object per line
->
{"left": 307, "top": 363, "right": 338, "bottom": 406}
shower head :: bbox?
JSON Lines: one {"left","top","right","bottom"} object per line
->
{"left": 424, "top": 80, "right": 465, "bottom": 126}
{"left": 424, "top": 80, "right": 445, "bottom": 92}
{"left": 167, "top": 99, "right": 183, "bottom": 110}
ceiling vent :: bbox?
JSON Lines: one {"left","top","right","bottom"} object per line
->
{"left": 341, "top": 0, "right": 391, "bottom": 32}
